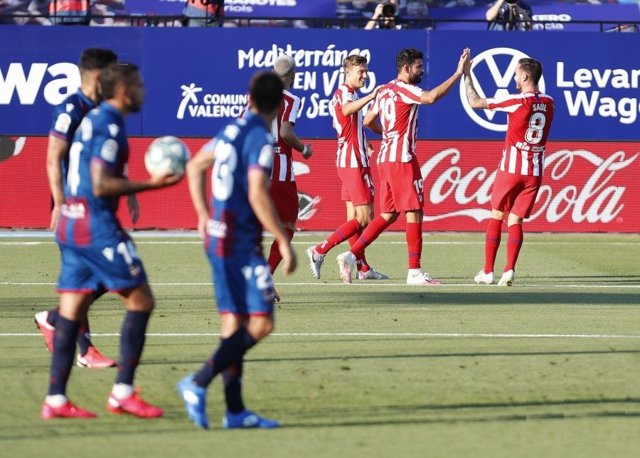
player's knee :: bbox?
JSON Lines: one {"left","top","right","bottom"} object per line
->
{"left": 248, "top": 317, "right": 274, "bottom": 341}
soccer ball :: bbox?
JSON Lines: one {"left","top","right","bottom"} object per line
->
{"left": 144, "top": 136, "right": 190, "bottom": 177}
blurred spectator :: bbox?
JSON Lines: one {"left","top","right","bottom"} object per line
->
{"left": 402, "top": 0, "right": 429, "bottom": 19}
{"left": 365, "top": 1, "right": 400, "bottom": 29}
{"left": 90, "top": 0, "right": 130, "bottom": 27}
{"left": 49, "top": 0, "right": 90, "bottom": 25}
{"left": 0, "top": 0, "right": 51, "bottom": 24}
{"left": 604, "top": 23, "right": 639, "bottom": 32}
{"left": 183, "top": 0, "right": 224, "bottom": 27}
{"left": 486, "top": 0, "right": 532, "bottom": 31}
{"left": 337, "top": 0, "right": 378, "bottom": 27}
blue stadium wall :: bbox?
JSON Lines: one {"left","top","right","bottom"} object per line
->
{"left": 1, "top": 26, "right": 638, "bottom": 141}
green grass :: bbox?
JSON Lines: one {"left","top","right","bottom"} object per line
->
{"left": 1, "top": 233, "right": 639, "bottom": 457}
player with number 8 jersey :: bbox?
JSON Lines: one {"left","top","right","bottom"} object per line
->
{"left": 463, "top": 55, "right": 555, "bottom": 286}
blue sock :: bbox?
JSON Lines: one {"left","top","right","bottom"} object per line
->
{"left": 223, "top": 360, "right": 245, "bottom": 414}
{"left": 46, "top": 308, "right": 59, "bottom": 326}
{"left": 115, "top": 310, "right": 150, "bottom": 385}
{"left": 193, "top": 327, "right": 256, "bottom": 388}
{"left": 48, "top": 316, "right": 80, "bottom": 395}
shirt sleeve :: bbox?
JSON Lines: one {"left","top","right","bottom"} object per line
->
{"left": 487, "top": 94, "right": 523, "bottom": 113}
{"left": 49, "top": 103, "right": 81, "bottom": 144}
{"left": 245, "top": 128, "right": 273, "bottom": 175}
{"left": 282, "top": 93, "right": 301, "bottom": 125}
{"left": 396, "top": 83, "right": 423, "bottom": 105}
{"left": 90, "top": 122, "right": 122, "bottom": 170}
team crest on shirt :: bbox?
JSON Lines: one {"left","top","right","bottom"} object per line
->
{"left": 459, "top": 47, "right": 546, "bottom": 132}
{"left": 108, "top": 123, "right": 119, "bottom": 138}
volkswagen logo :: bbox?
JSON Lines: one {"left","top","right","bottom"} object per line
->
{"left": 460, "top": 47, "right": 546, "bottom": 132}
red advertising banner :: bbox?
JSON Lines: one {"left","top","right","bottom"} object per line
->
{"left": 1, "top": 137, "right": 638, "bottom": 233}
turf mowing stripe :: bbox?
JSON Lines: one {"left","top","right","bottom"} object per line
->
{"left": 4, "top": 332, "right": 640, "bottom": 339}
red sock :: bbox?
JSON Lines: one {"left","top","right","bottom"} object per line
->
{"left": 350, "top": 216, "right": 390, "bottom": 255}
{"left": 405, "top": 222, "right": 422, "bottom": 269}
{"left": 348, "top": 231, "right": 369, "bottom": 272}
{"left": 316, "top": 219, "right": 361, "bottom": 255}
{"left": 267, "top": 227, "right": 294, "bottom": 273}
{"left": 505, "top": 224, "right": 523, "bottom": 272}
{"left": 484, "top": 218, "right": 502, "bottom": 274}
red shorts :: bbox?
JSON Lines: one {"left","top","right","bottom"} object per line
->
{"left": 378, "top": 159, "right": 424, "bottom": 213}
{"left": 269, "top": 180, "right": 298, "bottom": 224}
{"left": 491, "top": 171, "right": 542, "bottom": 218}
{"left": 337, "top": 167, "right": 374, "bottom": 206}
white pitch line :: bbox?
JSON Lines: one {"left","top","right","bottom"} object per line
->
{"left": 1, "top": 240, "right": 639, "bottom": 246}
{"left": 1, "top": 281, "right": 639, "bottom": 289}
{"left": 3, "top": 332, "right": 640, "bottom": 339}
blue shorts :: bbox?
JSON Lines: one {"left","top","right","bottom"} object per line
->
{"left": 209, "top": 255, "right": 275, "bottom": 316}
{"left": 57, "top": 239, "right": 147, "bottom": 293}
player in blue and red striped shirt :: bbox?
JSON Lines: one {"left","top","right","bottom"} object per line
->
{"left": 41, "top": 63, "right": 182, "bottom": 420}
{"left": 36, "top": 48, "right": 128, "bottom": 369}
{"left": 177, "top": 71, "right": 296, "bottom": 430}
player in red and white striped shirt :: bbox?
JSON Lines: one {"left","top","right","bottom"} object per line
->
{"left": 266, "top": 55, "right": 313, "bottom": 298}
{"left": 305, "top": 55, "right": 388, "bottom": 282}
{"left": 463, "top": 56, "right": 555, "bottom": 286}
{"left": 337, "top": 47, "right": 470, "bottom": 285}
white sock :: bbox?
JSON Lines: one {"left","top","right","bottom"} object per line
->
{"left": 45, "top": 394, "right": 68, "bottom": 407}
{"left": 408, "top": 268, "right": 422, "bottom": 275}
{"left": 111, "top": 383, "right": 134, "bottom": 399}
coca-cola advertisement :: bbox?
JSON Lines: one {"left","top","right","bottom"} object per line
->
{"left": 0, "top": 137, "right": 638, "bottom": 233}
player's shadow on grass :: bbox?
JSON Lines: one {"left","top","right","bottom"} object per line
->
{"left": 244, "top": 348, "right": 640, "bottom": 365}
{"left": 146, "top": 347, "right": 640, "bottom": 367}
{"left": 283, "top": 397, "right": 640, "bottom": 428}
{"left": 301, "top": 290, "right": 639, "bottom": 306}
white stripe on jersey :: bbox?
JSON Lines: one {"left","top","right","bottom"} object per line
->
{"left": 520, "top": 149, "right": 528, "bottom": 175}
{"left": 532, "top": 152, "right": 540, "bottom": 176}
{"left": 508, "top": 146, "right": 517, "bottom": 174}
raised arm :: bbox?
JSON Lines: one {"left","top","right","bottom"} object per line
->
{"left": 463, "top": 56, "right": 490, "bottom": 109}
{"left": 486, "top": 0, "right": 505, "bottom": 21}
{"left": 420, "top": 48, "right": 470, "bottom": 105}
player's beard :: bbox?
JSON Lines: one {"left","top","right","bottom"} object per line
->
{"left": 408, "top": 72, "right": 422, "bottom": 85}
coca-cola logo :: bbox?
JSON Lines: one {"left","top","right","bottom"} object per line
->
{"left": 421, "top": 147, "right": 638, "bottom": 224}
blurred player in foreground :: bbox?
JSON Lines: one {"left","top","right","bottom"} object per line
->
{"left": 41, "top": 63, "right": 182, "bottom": 419}
{"left": 36, "top": 48, "right": 133, "bottom": 369}
{"left": 178, "top": 71, "right": 296, "bottom": 430}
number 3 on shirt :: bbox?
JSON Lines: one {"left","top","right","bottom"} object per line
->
{"left": 212, "top": 141, "right": 238, "bottom": 202}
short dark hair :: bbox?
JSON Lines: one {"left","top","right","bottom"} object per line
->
{"left": 79, "top": 48, "right": 117, "bottom": 72}
{"left": 99, "top": 63, "right": 140, "bottom": 100}
{"left": 518, "top": 58, "right": 543, "bottom": 85}
{"left": 396, "top": 48, "right": 423, "bottom": 73}
{"left": 343, "top": 54, "right": 368, "bottom": 71}
{"left": 250, "top": 72, "right": 284, "bottom": 115}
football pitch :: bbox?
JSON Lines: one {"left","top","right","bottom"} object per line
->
{"left": 1, "top": 232, "right": 639, "bottom": 457}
